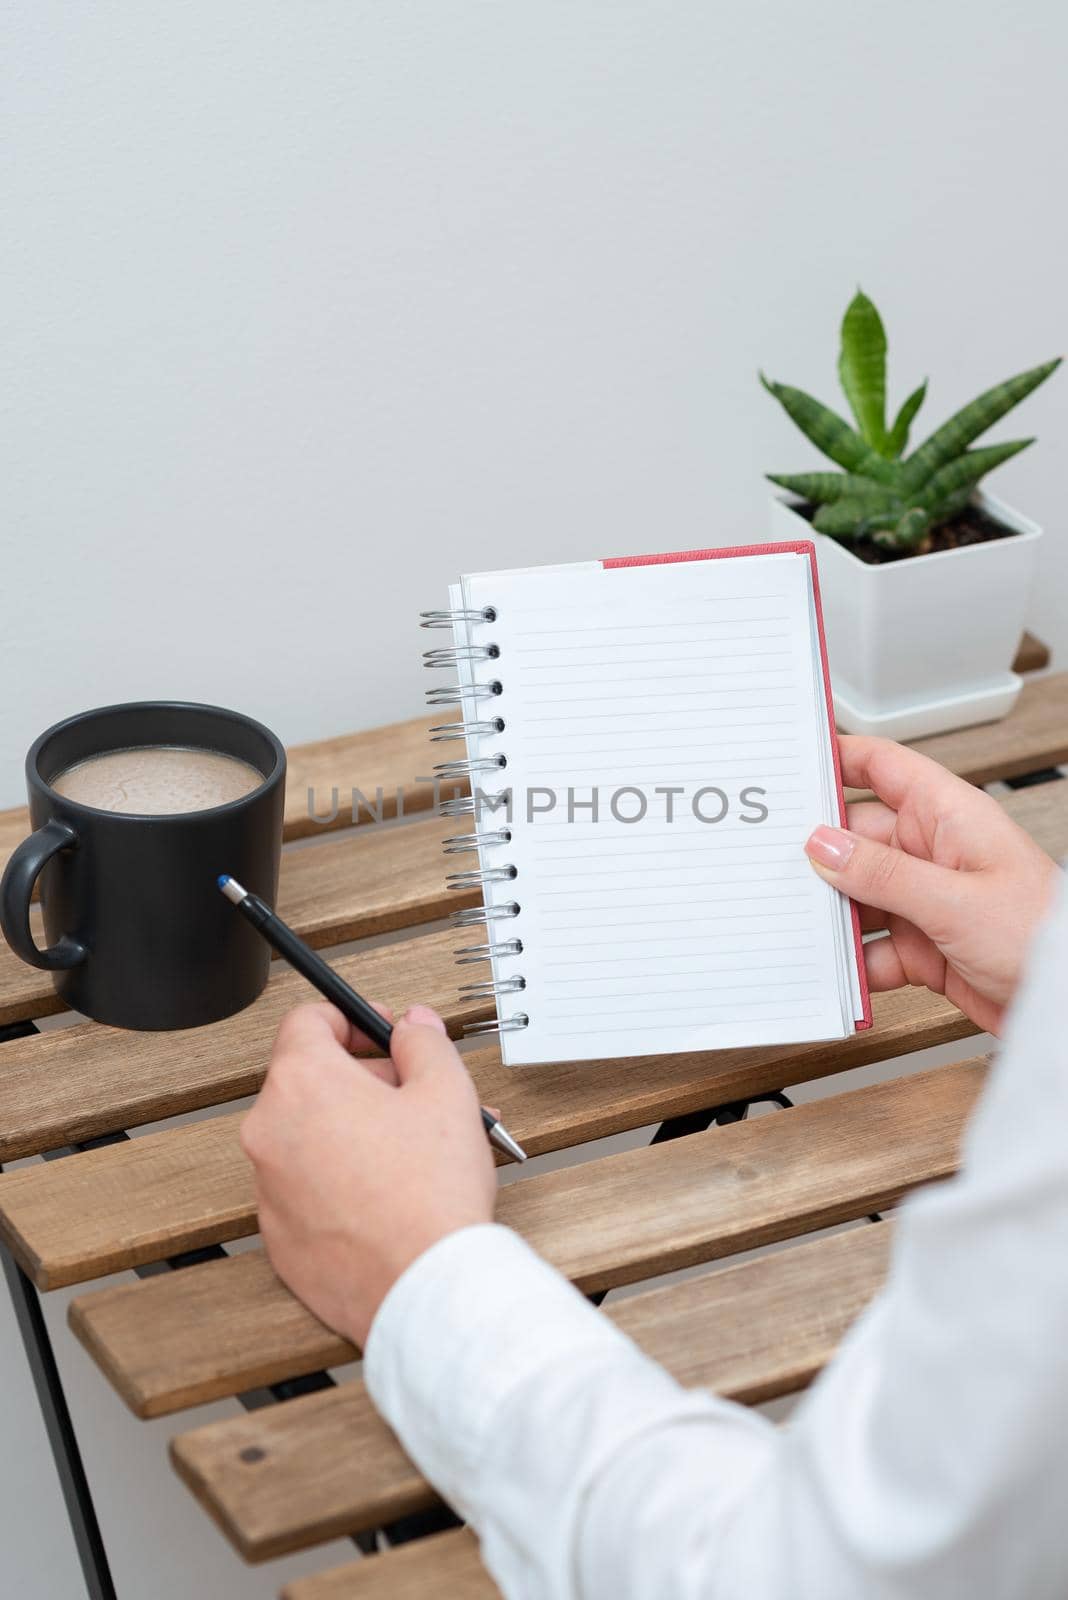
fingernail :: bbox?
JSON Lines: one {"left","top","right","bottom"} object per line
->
{"left": 403, "top": 1004, "right": 447, "bottom": 1033}
{"left": 805, "top": 825, "right": 855, "bottom": 871}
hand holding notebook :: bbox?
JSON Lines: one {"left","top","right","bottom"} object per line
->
{"left": 422, "top": 542, "right": 870, "bottom": 1066}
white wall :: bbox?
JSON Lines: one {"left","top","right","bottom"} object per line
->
{"left": 4, "top": 1, "right": 1067, "bottom": 810}
{"left": 3, "top": 3, "right": 1067, "bottom": 1595}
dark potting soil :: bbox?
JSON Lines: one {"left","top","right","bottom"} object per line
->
{"left": 790, "top": 501, "right": 1018, "bottom": 565}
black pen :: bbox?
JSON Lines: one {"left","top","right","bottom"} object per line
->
{"left": 217, "top": 875, "right": 527, "bottom": 1163}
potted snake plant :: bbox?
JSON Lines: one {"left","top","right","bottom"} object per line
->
{"left": 764, "top": 291, "right": 1059, "bottom": 738}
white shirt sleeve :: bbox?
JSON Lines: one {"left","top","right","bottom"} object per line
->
{"left": 363, "top": 876, "right": 1068, "bottom": 1600}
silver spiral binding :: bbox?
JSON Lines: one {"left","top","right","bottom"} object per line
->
{"left": 433, "top": 754, "right": 506, "bottom": 780}
{"left": 465, "top": 1013, "right": 530, "bottom": 1037}
{"left": 422, "top": 593, "right": 529, "bottom": 1041}
{"left": 443, "top": 829, "right": 511, "bottom": 855}
{"left": 450, "top": 901, "right": 520, "bottom": 926}
{"left": 426, "top": 680, "right": 502, "bottom": 707}
{"left": 437, "top": 794, "right": 478, "bottom": 818}
{"left": 420, "top": 606, "right": 497, "bottom": 628}
{"left": 423, "top": 643, "right": 500, "bottom": 667}
{"left": 439, "top": 789, "right": 512, "bottom": 819}
{"left": 459, "top": 976, "right": 526, "bottom": 999}
{"left": 454, "top": 938, "right": 523, "bottom": 964}
{"left": 446, "top": 865, "right": 517, "bottom": 890}
{"left": 430, "top": 718, "right": 505, "bottom": 742}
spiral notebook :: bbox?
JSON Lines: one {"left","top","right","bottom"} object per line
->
{"left": 422, "top": 541, "right": 871, "bottom": 1067}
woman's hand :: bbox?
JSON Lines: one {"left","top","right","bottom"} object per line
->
{"left": 240, "top": 1002, "right": 496, "bottom": 1348}
{"left": 805, "top": 735, "right": 1060, "bottom": 1035}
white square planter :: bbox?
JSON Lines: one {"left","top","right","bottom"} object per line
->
{"left": 770, "top": 490, "right": 1043, "bottom": 741}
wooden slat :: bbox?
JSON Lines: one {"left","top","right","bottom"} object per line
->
{"left": 0, "top": 929, "right": 483, "bottom": 1164}
{"left": 607, "top": 1221, "right": 893, "bottom": 1398}
{"left": 862, "top": 671, "right": 1068, "bottom": 791}
{"left": 272, "top": 821, "right": 462, "bottom": 944}
{"left": 1015, "top": 630, "right": 1050, "bottom": 674}
{"left": 4, "top": 775, "right": 1063, "bottom": 1174}
{"left": 68, "top": 1059, "right": 984, "bottom": 1418}
{"left": 0, "top": 905, "right": 63, "bottom": 1026}
{"left": 996, "top": 774, "right": 1068, "bottom": 840}
{"left": 283, "top": 1529, "right": 488, "bottom": 1600}
{"left": 272, "top": 1175, "right": 921, "bottom": 1596}
{"left": 0, "top": 981, "right": 976, "bottom": 1287}
{"left": 0, "top": 807, "right": 30, "bottom": 891}
{"left": 0, "top": 813, "right": 470, "bottom": 1028}
{"left": 281, "top": 715, "right": 451, "bottom": 840}
{"left": 0, "top": 974, "right": 972, "bottom": 1180}
{"left": 3, "top": 672, "right": 1065, "bottom": 1030}
{"left": 3, "top": 767, "right": 1062, "bottom": 1278}
{"left": 173, "top": 1223, "right": 891, "bottom": 1562}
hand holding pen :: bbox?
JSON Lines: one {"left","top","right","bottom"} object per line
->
{"left": 218, "top": 876, "right": 527, "bottom": 1163}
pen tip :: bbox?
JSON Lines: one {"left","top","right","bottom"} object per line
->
{"left": 493, "top": 1125, "right": 528, "bottom": 1164}
{"left": 216, "top": 875, "right": 230, "bottom": 890}
{"left": 217, "top": 875, "right": 247, "bottom": 904}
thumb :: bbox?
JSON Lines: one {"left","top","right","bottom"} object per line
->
{"left": 390, "top": 1005, "right": 471, "bottom": 1092}
{"left": 805, "top": 824, "right": 967, "bottom": 932}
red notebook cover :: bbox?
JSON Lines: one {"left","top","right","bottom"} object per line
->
{"left": 602, "top": 540, "right": 873, "bottom": 1032}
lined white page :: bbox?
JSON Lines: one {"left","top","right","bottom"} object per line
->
{"left": 453, "top": 552, "right": 856, "bottom": 1066}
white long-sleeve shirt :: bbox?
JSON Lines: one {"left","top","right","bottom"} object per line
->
{"left": 364, "top": 877, "right": 1068, "bottom": 1599}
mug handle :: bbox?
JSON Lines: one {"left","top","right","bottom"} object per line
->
{"left": 0, "top": 819, "right": 88, "bottom": 970}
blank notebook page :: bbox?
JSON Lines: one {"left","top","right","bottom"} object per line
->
{"left": 449, "top": 549, "right": 865, "bottom": 1066}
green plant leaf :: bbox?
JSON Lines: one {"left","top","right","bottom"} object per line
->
{"left": 917, "top": 438, "right": 1034, "bottom": 510}
{"left": 766, "top": 471, "right": 896, "bottom": 504}
{"left": 886, "top": 380, "right": 927, "bottom": 458}
{"left": 812, "top": 491, "right": 902, "bottom": 535}
{"left": 891, "top": 507, "right": 933, "bottom": 548}
{"left": 760, "top": 375, "right": 897, "bottom": 484}
{"left": 926, "top": 487, "right": 972, "bottom": 531}
{"left": 854, "top": 509, "right": 902, "bottom": 537}
{"left": 900, "top": 358, "right": 1060, "bottom": 492}
{"left": 838, "top": 290, "right": 888, "bottom": 453}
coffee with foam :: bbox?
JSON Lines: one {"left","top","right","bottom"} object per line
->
{"left": 53, "top": 746, "right": 262, "bottom": 815}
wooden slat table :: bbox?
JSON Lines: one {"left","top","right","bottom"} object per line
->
{"left": 171, "top": 1218, "right": 898, "bottom": 1564}
{"left": 0, "top": 647, "right": 1063, "bottom": 1600}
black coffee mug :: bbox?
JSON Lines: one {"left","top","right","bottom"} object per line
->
{"left": 0, "top": 702, "right": 286, "bottom": 1030}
